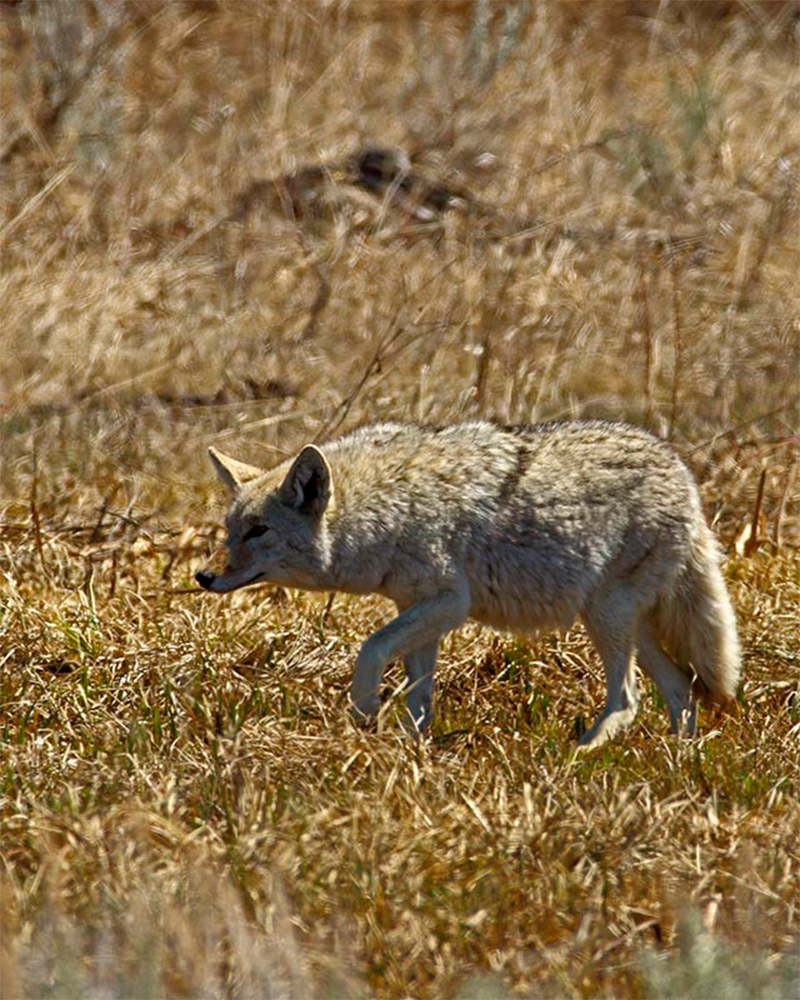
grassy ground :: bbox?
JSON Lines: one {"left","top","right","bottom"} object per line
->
{"left": 1, "top": 2, "right": 799, "bottom": 997}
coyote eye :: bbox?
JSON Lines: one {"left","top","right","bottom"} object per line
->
{"left": 243, "top": 524, "right": 269, "bottom": 542}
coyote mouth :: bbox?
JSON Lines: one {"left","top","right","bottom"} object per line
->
{"left": 199, "top": 570, "right": 267, "bottom": 592}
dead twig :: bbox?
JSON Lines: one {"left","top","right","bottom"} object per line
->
{"left": 774, "top": 461, "right": 797, "bottom": 550}
{"left": 668, "top": 248, "right": 683, "bottom": 441}
{"left": 636, "top": 243, "right": 655, "bottom": 428}
{"left": 29, "top": 442, "right": 50, "bottom": 582}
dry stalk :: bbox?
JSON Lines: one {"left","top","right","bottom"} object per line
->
{"left": 774, "top": 460, "right": 797, "bottom": 550}
{"left": 745, "top": 466, "right": 768, "bottom": 558}
{"left": 298, "top": 260, "right": 332, "bottom": 343}
{"left": 0, "top": 164, "right": 77, "bottom": 244}
{"left": 741, "top": 157, "right": 794, "bottom": 300}
{"left": 29, "top": 443, "right": 49, "bottom": 581}
{"left": 474, "top": 262, "right": 516, "bottom": 409}
{"left": 473, "top": 319, "right": 492, "bottom": 408}
{"left": 636, "top": 244, "right": 655, "bottom": 428}
{"left": 668, "top": 249, "right": 683, "bottom": 441}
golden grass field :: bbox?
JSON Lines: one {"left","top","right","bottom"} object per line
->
{"left": 1, "top": 1, "right": 799, "bottom": 997}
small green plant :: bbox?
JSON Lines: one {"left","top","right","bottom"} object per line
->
{"left": 605, "top": 123, "right": 675, "bottom": 202}
{"left": 668, "top": 70, "right": 716, "bottom": 172}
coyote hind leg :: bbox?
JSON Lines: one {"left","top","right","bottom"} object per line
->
{"left": 636, "top": 616, "right": 697, "bottom": 736}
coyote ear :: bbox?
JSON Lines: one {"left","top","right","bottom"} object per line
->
{"left": 279, "top": 445, "right": 332, "bottom": 516}
{"left": 208, "top": 447, "right": 264, "bottom": 497}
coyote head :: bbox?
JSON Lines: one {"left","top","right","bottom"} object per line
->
{"left": 196, "top": 445, "right": 333, "bottom": 594}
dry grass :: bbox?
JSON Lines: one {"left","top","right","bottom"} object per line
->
{"left": 1, "top": 2, "right": 799, "bottom": 997}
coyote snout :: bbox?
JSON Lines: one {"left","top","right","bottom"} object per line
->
{"left": 194, "top": 563, "right": 266, "bottom": 592}
{"left": 195, "top": 420, "right": 741, "bottom": 747}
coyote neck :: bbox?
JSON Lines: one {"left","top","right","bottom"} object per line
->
{"left": 323, "top": 496, "right": 409, "bottom": 598}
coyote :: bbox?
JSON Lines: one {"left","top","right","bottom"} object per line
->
{"left": 196, "top": 421, "right": 741, "bottom": 746}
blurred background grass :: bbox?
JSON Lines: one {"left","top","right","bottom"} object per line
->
{"left": 1, "top": 2, "right": 799, "bottom": 997}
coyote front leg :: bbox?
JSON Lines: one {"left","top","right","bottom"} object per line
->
{"left": 350, "top": 590, "right": 468, "bottom": 728}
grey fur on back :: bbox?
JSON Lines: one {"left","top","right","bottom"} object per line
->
{"left": 322, "top": 420, "right": 697, "bottom": 620}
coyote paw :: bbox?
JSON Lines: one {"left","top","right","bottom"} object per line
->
{"left": 402, "top": 711, "right": 431, "bottom": 741}
{"left": 577, "top": 707, "right": 638, "bottom": 748}
{"left": 350, "top": 699, "right": 380, "bottom": 728}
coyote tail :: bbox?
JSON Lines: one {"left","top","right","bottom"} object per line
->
{"left": 658, "top": 522, "right": 742, "bottom": 703}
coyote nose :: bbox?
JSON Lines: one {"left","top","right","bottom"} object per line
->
{"left": 195, "top": 570, "right": 215, "bottom": 590}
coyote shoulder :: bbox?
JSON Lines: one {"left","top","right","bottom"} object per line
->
{"left": 196, "top": 420, "right": 741, "bottom": 746}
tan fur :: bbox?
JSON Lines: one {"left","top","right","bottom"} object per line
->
{"left": 196, "top": 420, "right": 742, "bottom": 746}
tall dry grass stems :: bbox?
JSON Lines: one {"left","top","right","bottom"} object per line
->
{"left": 1, "top": 1, "right": 799, "bottom": 997}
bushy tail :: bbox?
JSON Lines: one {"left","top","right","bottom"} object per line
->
{"left": 658, "top": 522, "right": 742, "bottom": 703}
